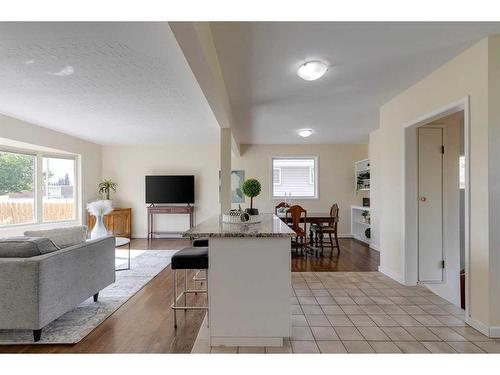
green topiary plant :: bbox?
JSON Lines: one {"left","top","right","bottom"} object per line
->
{"left": 241, "top": 178, "right": 261, "bottom": 215}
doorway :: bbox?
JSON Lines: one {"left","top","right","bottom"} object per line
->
{"left": 417, "top": 126, "right": 444, "bottom": 283}
{"left": 402, "top": 97, "right": 469, "bottom": 315}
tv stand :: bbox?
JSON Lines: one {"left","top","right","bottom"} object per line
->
{"left": 147, "top": 205, "right": 194, "bottom": 240}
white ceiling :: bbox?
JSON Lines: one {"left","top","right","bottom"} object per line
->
{"left": 211, "top": 22, "right": 500, "bottom": 144}
{"left": 0, "top": 22, "right": 220, "bottom": 145}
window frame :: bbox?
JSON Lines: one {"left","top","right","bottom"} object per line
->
{"left": 271, "top": 155, "right": 319, "bottom": 200}
{"left": 0, "top": 145, "right": 79, "bottom": 228}
{"left": 273, "top": 167, "right": 282, "bottom": 185}
{"left": 41, "top": 153, "right": 78, "bottom": 223}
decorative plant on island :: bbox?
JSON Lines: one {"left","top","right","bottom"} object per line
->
{"left": 98, "top": 179, "right": 117, "bottom": 200}
{"left": 241, "top": 178, "right": 262, "bottom": 216}
{"left": 87, "top": 200, "right": 113, "bottom": 239}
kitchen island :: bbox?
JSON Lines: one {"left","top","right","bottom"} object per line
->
{"left": 184, "top": 213, "right": 295, "bottom": 347}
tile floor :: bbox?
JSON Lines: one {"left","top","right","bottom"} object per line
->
{"left": 191, "top": 272, "right": 500, "bottom": 354}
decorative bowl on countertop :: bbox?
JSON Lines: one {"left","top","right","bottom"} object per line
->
{"left": 222, "top": 212, "right": 262, "bottom": 224}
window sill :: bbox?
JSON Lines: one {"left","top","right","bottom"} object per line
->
{"left": 272, "top": 196, "right": 319, "bottom": 200}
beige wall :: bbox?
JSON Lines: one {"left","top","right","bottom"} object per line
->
{"left": 102, "top": 143, "right": 368, "bottom": 238}
{"left": 102, "top": 144, "right": 220, "bottom": 238}
{"left": 0, "top": 113, "right": 102, "bottom": 234}
{"left": 487, "top": 36, "right": 500, "bottom": 328}
{"left": 231, "top": 144, "right": 369, "bottom": 236}
{"left": 372, "top": 37, "right": 500, "bottom": 331}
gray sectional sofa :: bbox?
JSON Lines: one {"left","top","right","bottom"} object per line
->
{"left": 0, "top": 226, "right": 116, "bottom": 342}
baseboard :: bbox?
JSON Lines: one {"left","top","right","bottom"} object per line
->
{"left": 466, "top": 316, "right": 500, "bottom": 338}
{"left": 378, "top": 265, "right": 403, "bottom": 284}
{"left": 466, "top": 316, "right": 490, "bottom": 337}
{"left": 338, "top": 234, "right": 354, "bottom": 239}
{"left": 370, "top": 243, "right": 380, "bottom": 252}
{"left": 489, "top": 326, "right": 500, "bottom": 338}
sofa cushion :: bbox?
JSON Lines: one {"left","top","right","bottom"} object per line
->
{"left": 24, "top": 226, "right": 87, "bottom": 249}
{"left": 0, "top": 237, "right": 59, "bottom": 258}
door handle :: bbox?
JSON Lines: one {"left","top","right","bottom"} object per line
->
{"left": 419, "top": 197, "right": 427, "bottom": 202}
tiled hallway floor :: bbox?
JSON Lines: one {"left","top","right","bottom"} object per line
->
{"left": 191, "top": 272, "right": 500, "bottom": 353}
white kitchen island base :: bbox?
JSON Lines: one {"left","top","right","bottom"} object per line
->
{"left": 208, "top": 237, "right": 291, "bottom": 347}
{"left": 184, "top": 214, "right": 295, "bottom": 348}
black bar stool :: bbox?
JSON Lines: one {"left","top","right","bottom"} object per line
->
{"left": 192, "top": 238, "right": 208, "bottom": 283}
{"left": 193, "top": 238, "right": 209, "bottom": 247}
{"left": 170, "top": 246, "right": 208, "bottom": 328}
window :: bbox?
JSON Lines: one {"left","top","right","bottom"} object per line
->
{"left": 273, "top": 168, "right": 281, "bottom": 185}
{"left": 0, "top": 151, "right": 36, "bottom": 226}
{"left": 0, "top": 148, "right": 78, "bottom": 227}
{"left": 272, "top": 157, "right": 317, "bottom": 198}
{"left": 43, "top": 157, "right": 76, "bottom": 222}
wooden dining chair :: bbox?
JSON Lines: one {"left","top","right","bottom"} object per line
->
{"left": 274, "top": 201, "right": 289, "bottom": 215}
{"left": 312, "top": 203, "right": 340, "bottom": 256}
{"left": 285, "top": 205, "right": 307, "bottom": 255}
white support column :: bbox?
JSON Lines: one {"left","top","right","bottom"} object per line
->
{"left": 220, "top": 128, "right": 232, "bottom": 214}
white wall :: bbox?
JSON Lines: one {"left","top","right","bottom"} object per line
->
{"left": 0, "top": 113, "right": 102, "bottom": 236}
{"left": 102, "top": 144, "right": 220, "bottom": 238}
{"left": 231, "top": 144, "right": 369, "bottom": 236}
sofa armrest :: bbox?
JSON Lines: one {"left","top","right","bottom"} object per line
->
{"left": 0, "top": 258, "right": 40, "bottom": 330}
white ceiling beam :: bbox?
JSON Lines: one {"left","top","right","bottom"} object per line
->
{"left": 169, "top": 21, "right": 240, "bottom": 156}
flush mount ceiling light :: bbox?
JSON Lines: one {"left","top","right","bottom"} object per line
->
{"left": 48, "top": 66, "right": 74, "bottom": 77}
{"left": 297, "top": 60, "right": 328, "bottom": 81}
{"left": 297, "top": 129, "right": 313, "bottom": 138}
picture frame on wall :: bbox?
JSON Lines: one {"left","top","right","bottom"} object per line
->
{"left": 231, "top": 170, "right": 245, "bottom": 203}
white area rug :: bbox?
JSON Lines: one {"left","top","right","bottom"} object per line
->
{"left": 0, "top": 249, "right": 177, "bottom": 345}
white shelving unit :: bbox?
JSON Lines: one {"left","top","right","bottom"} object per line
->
{"left": 351, "top": 206, "right": 371, "bottom": 245}
{"left": 355, "top": 158, "right": 370, "bottom": 192}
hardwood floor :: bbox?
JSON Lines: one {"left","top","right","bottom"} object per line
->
{"left": 0, "top": 238, "right": 378, "bottom": 354}
{"left": 291, "top": 239, "right": 379, "bottom": 272}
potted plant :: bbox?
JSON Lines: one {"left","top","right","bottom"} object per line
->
{"left": 361, "top": 210, "right": 370, "bottom": 224}
{"left": 99, "top": 179, "right": 117, "bottom": 200}
{"left": 241, "top": 178, "right": 261, "bottom": 216}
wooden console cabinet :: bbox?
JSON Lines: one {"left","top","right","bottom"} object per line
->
{"left": 87, "top": 208, "right": 132, "bottom": 238}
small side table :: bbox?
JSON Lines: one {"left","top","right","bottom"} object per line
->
{"left": 115, "top": 237, "right": 131, "bottom": 271}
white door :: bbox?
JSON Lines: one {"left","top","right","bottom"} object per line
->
{"left": 418, "top": 127, "right": 444, "bottom": 282}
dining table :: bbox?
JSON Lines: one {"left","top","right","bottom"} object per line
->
{"left": 276, "top": 211, "right": 334, "bottom": 247}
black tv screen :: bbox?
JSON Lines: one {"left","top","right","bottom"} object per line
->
{"left": 145, "top": 175, "right": 195, "bottom": 204}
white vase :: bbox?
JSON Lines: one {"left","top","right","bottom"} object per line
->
{"left": 90, "top": 215, "right": 108, "bottom": 239}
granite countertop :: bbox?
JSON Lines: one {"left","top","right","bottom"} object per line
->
{"left": 183, "top": 213, "right": 296, "bottom": 238}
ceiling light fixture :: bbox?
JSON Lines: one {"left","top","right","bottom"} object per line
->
{"left": 297, "top": 129, "right": 313, "bottom": 138}
{"left": 297, "top": 60, "right": 328, "bottom": 81}
{"left": 48, "top": 66, "right": 74, "bottom": 77}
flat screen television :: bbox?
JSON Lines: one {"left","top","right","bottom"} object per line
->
{"left": 145, "top": 175, "right": 195, "bottom": 204}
